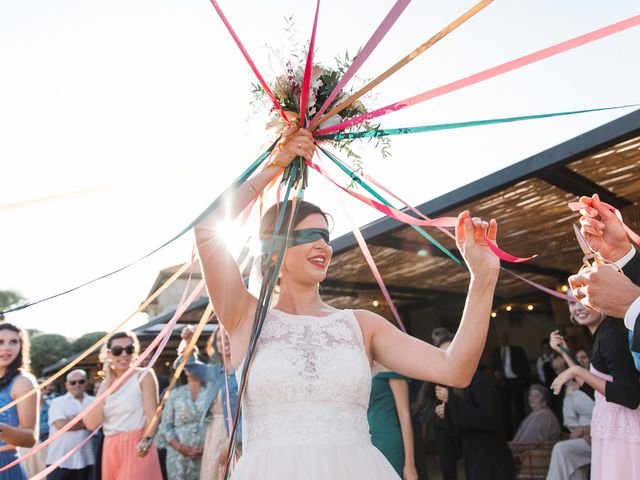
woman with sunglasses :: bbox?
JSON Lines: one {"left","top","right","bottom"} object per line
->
{"left": 0, "top": 322, "right": 39, "bottom": 480}
{"left": 194, "top": 127, "right": 502, "bottom": 479}
{"left": 84, "top": 331, "right": 162, "bottom": 480}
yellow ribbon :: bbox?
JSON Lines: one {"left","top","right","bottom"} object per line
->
{"left": 0, "top": 260, "right": 193, "bottom": 415}
{"left": 313, "top": 0, "right": 494, "bottom": 129}
{"left": 143, "top": 302, "right": 214, "bottom": 437}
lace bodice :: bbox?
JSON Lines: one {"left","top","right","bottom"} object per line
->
{"left": 239, "top": 309, "right": 372, "bottom": 451}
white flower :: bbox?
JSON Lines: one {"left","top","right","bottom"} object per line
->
{"left": 318, "top": 114, "right": 342, "bottom": 130}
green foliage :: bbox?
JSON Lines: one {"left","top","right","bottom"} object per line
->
{"left": 30, "top": 334, "right": 71, "bottom": 377}
{"left": 0, "top": 290, "right": 26, "bottom": 312}
{"left": 70, "top": 331, "right": 108, "bottom": 355}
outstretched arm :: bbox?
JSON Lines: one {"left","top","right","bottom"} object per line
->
{"left": 366, "top": 212, "right": 499, "bottom": 388}
{"left": 194, "top": 128, "right": 315, "bottom": 335}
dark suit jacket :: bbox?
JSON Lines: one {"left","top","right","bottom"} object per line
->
{"left": 445, "top": 370, "right": 516, "bottom": 480}
{"left": 622, "top": 249, "right": 640, "bottom": 352}
{"left": 491, "top": 345, "right": 531, "bottom": 384}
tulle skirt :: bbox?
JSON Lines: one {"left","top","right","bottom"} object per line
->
{"left": 230, "top": 442, "right": 400, "bottom": 479}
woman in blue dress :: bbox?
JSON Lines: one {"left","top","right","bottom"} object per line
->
{"left": 0, "top": 323, "right": 39, "bottom": 479}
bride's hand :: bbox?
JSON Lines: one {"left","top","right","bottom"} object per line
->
{"left": 455, "top": 211, "right": 499, "bottom": 280}
{"left": 271, "top": 127, "right": 315, "bottom": 167}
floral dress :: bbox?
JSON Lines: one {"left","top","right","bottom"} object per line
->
{"left": 160, "top": 384, "right": 208, "bottom": 480}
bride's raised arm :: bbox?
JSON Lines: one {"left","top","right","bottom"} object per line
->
{"left": 194, "top": 128, "right": 315, "bottom": 335}
{"left": 361, "top": 212, "right": 499, "bottom": 388}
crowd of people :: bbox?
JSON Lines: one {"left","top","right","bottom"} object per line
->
{"left": 0, "top": 128, "right": 639, "bottom": 479}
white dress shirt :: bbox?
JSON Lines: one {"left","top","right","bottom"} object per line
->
{"left": 46, "top": 392, "right": 95, "bottom": 470}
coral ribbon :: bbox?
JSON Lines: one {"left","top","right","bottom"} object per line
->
{"left": 0, "top": 298, "right": 192, "bottom": 473}
{"left": 0, "top": 260, "right": 193, "bottom": 416}
{"left": 341, "top": 201, "right": 407, "bottom": 332}
{"left": 316, "top": 14, "right": 640, "bottom": 135}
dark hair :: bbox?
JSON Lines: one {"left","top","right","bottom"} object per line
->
{"left": 259, "top": 200, "right": 330, "bottom": 274}
{"left": 259, "top": 200, "right": 329, "bottom": 240}
{"left": 100, "top": 331, "right": 140, "bottom": 364}
{"left": 0, "top": 323, "right": 30, "bottom": 388}
{"left": 106, "top": 331, "right": 139, "bottom": 350}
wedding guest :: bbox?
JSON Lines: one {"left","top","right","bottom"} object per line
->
{"left": 491, "top": 333, "right": 530, "bottom": 438}
{"left": 368, "top": 363, "right": 418, "bottom": 480}
{"left": 436, "top": 335, "right": 514, "bottom": 480}
{"left": 569, "top": 194, "right": 640, "bottom": 350}
{"left": 546, "top": 378, "right": 594, "bottom": 480}
{"left": 412, "top": 381, "right": 459, "bottom": 480}
{"left": 178, "top": 327, "right": 241, "bottom": 480}
{"left": 0, "top": 323, "right": 39, "bottom": 480}
{"left": 551, "top": 299, "right": 640, "bottom": 479}
{"left": 536, "top": 339, "right": 555, "bottom": 385}
{"left": 510, "top": 385, "right": 561, "bottom": 447}
{"left": 46, "top": 369, "right": 95, "bottom": 480}
{"left": 84, "top": 331, "right": 162, "bottom": 480}
{"left": 160, "top": 362, "right": 206, "bottom": 480}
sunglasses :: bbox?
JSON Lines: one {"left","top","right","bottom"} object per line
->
{"left": 68, "top": 379, "right": 86, "bottom": 386}
{"left": 109, "top": 344, "right": 135, "bottom": 356}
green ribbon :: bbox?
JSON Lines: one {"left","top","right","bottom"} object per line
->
{"left": 2, "top": 140, "right": 279, "bottom": 315}
{"left": 316, "top": 105, "right": 638, "bottom": 140}
{"left": 317, "top": 145, "right": 461, "bottom": 265}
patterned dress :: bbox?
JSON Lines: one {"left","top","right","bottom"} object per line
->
{"left": 160, "top": 384, "right": 208, "bottom": 480}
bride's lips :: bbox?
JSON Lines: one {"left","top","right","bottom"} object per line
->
{"left": 308, "top": 254, "right": 327, "bottom": 268}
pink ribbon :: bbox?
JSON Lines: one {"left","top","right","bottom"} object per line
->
{"left": 0, "top": 287, "right": 203, "bottom": 473}
{"left": 342, "top": 203, "right": 407, "bottom": 332}
{"left": 308, "top": 0, "right": 411, "bottom": 129}
{"left": 309, "top": 155, "right": 536, "bottom": 262}
{"left": 569, "top": 201, "right": 640, "bottom": 247}
{"left": 299, "top": 0, "right": 321, "bottom": 127}
{"left": 208, "top": 0, "right": 290, "bottom": 126}
{"left": 31, "top": 424, "right": 103, "bottom": 480}
{"left": 316, "top": 15, "right": 640, "bottom": 135}
{"left": 140, "top": 278, "right": 206, "bottom": 380}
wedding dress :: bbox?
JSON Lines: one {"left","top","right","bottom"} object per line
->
{"left": 231, "top": 308, "right": 400, "bottom": 479}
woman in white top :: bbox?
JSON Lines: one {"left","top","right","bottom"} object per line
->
{"left": 84, "top": 331, "right": 162, "bottom": 480}
{"left": 194, "top": 127, "right": 501, "bottom": 479}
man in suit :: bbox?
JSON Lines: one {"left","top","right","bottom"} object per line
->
{"left": 568, "top": 194, "right": 640, "bottom": 351}
{"left": 491, "top": 332, "right": 530, "bottom": 439}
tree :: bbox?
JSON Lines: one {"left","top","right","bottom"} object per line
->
{"left": 29, "top": 334, "right": 71, "bottom": 377}
{"left": 0, "top": 290, "right": 26, "bottom": 318}
{"left": 70, "top": 332, "right": 108, "bottom": 355}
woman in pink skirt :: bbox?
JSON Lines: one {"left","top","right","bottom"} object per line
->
{"left": 85, "top": 331, "right": 163, "bottom": 480}
{"left": 551, "top": 299, "right": 640, "bottom": 479}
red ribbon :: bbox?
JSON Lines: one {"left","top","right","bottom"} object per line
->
{"left": 307, "top": 157, "right": 536, "bottom": 263}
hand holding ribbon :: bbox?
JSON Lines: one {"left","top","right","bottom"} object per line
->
{"left": 456, "top": 211, "right": 500, "bottom": 280}
{"left": 569, "top": 194, "right": 639, "bottom": 262}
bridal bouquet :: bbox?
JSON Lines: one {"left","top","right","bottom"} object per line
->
{"left": 251, "top": 47, "right": 391, "bottom": 168}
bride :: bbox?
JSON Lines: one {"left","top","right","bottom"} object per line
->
{"left": 195, "top": 127, "right": 500, "bottom": 479}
